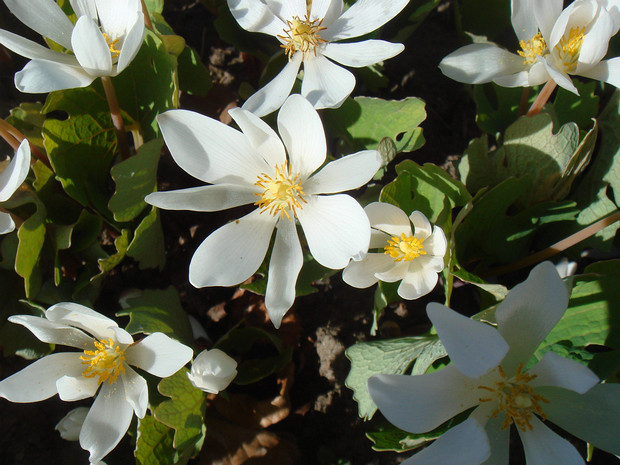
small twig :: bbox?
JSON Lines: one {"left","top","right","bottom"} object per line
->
{"left": 101, "top": 76, "right": 131, "bottom": 160}
{"left": 0, "top": 119, "right": 52, "bottom": 169}
{"left": 140, "top": 0, "right": 154, "bottom": 30}
{"left": 526, "top": 79, "right": 557, "bottom": 116}
{"left": 484, "top": 210, "right": 620, "bottom": 277}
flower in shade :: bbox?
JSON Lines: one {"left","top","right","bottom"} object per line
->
{"left": 187, "top": 349, "right": 238, "bottom": 394}
{"left": 146, "top": 94, "right": 381, "bottom": 328}
{"left": 227, "top": 0, "right": 408, "bottom": 116}
{"left": 342, "top": 203, "right": 446, "bottom": 300}
{"left": 439, "top": 0, "right": 620, "bottom": 94}
{"left": 0, "top": 0, "right": 145, "bottom": 93}
{"left": 0, "top": 139, "right": 31, "bottom": 234}
{"left": 56, "top": 406, "right": 90, "bottom": 441}
{"left": 368, "top": 262, "right": 620, "bottom": 464}
{"left": 0, "top": 303, "right": 193, "bottom": 464}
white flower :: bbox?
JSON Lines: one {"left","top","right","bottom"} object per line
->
{"left": 145, "top": 94, "right": 381, "bottom": 328}
{"left": 0, "top": 139, "right": 31, "bottom": 234}
{"left": 439, "top": 0, "right": 620, "bottom": 94}
{"left": 368, "top": 262, "right": 620, "bottom": 464}
{"left": 0, "top": 303, "right": 193, "bottom": 463}
{"left": 56, "top": 406, "right": 90, "bottom": 441}
{"left": 0, "top": 0, "right": 145, "bottom": 93}
{"left": 227, "top": 0, "right": 408, "bottom": 116}
{"left": 342, "top": 203, "right": 446, "bottom": 300}
{"left": 187, "top": 349, "right": 238, "bottom": 394}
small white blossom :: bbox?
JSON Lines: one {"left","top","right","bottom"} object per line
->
{"left": 56, "top": 406, "right": 90, "bottom": 441}
{"left": 0, "top": 139, "right": 31, "bottom": 234}
{"left": 343, "top": 203, "right": 446, "bottom": 300}
{"left": 146, "top": 94, "right": 381, "bottom": 328}
{"left": 227, "top": 0, "right": 408, "bottom": 116}
{"left": 187, "top": 349, "right": 238, "bottom": 394}
{"left": 368, "top": 262, "right": 620, "bottom": 464}
{"left": 0, "top": 303, "right": 193, "bottom": 463}
{"left": 439, "top": 0, "right": 620, "bottom": 94}
{"left": 0, "top": 0, "right": 145, "bottom": 93}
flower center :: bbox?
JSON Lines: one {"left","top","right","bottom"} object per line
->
{"left": 555, "top": 26, "right": 585, "bottom": 72}
{"left": 478, "top": 365, "right": 549, "bottom": 431}
{"left": 102, "top": 32, "right": 121, "bottom": 59}
{"left": 384, "top": 234, "right": 426, "bottom": 262}
{"left": 278, "top": 14, "right": 327, "bottom": 61}
{"left": 80, "top": 338, "right": 126, "bottom": 385}
{"left": 517, "top": 32, "right": 548, "bottom": 64}
{"left": 254, "top": 161, "right": 307, "bottom": 220}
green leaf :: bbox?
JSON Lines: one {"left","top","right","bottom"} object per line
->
{"left": 97, "top": 229, "right": 130, "bottom": 275}
{"left": 6, "top": 102, "right": 46, "bottom": 150}
{"left": 136, "top": 414, "right": 176, "bottom": 465}
{"left": 324, "top": 96, "right": 426, "bottom": 153}
{"left": 344, "top": 335, "right": 438, "bottom": 420}
{"left": 154, "top": 368, "right": 206, "bottom": 452}
{"left": 15, "top": 196, "right": 46, "bottom": 298}
{"left": 473, "top": 83, "right": 532, "bottom": 136}
{"left": 450, "top": 268, "right": 508, "bottom": 302}
{"left": 31, "top": 160, "right": 81, "bottom": 225}
{"left": 459, "top": 0, "right": 510, "bottom": 40}
{"left": 126, "top": 207, "right": 166, "bottom": 271}
{"left": 551, "top": 80, "right": 599, "bottom": 130}
{"left": 116, "top": 287, "right": 194, "bottom": 347}
{"left": 109, "top": 138, "right": 162, "bottom": 222}
{"left": 177, "top": 46, "right": 212, "bottom": 96}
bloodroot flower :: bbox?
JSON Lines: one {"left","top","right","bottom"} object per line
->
{"left": 227, "top": 0, "right": 409, "bottom": 116}
{"left": 368, "top": 262, "right": 620, "bottom": 464}
{"left": 342, "top": 203, "right": 447, "bottom": 300}
{"left": 187, "top": 349, "right": 238, "bottom": 394}
{"left": 0, "top": 303, "right": 193, "bottom": 464}
{"left": 146, "top": 94, "right": 382, "bottom": 328}
{"left": 0, "top": 139, "right": 31, "bottom": 234}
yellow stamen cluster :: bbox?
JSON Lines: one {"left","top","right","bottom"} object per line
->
{"left": 478, "top": 365, "right": 549, "bottom": 431}
{"left": 103, "top": 32, "right": 121, "bottom": 59}
{"left": 556, "top": 26, "right": 585, "bottom": 71}
{"left": 81, "top": 338, "right": 126, "bottom": 385}
{"left": 254, "top": 161, "right": 307, "bottom": 220}
{"left": 384, "top": 234, "right": 426, "bottom": 262}
{"left": 278, "top": 14, "right": 327, "bottom": 61}
{"left": 518, "top": 32, "right": 548, "bottom": 64}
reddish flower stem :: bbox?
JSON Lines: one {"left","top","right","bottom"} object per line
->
{"left": 527, "top": 79, "right": 557, "bottom": 116}
{"left": 0, "top": 118, "right": 52, "bottom": 169}
{"left": 140, "top": 0, "right": 154, "bottom": 30}
{"left": 101, "top": 76, "right": 130, "bottom": 160}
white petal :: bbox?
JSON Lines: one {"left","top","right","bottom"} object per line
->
{"left": 45, "top": 302, "right": 119, "bottom": 342}
{"left": 229, "top": 107, "right": 286, "bottom": 167}
{"left": 301, "top": 54, "right": 355, "bottom": 109}
{"left": 518, "top": 416, "right": 585, "bottom": 465}
{"left": 145, "top": 184, "right": 257, "bottom": 212}
{"left": 439, "top": 43, "right": 526, "bottom": 85}
{"left": 529, "top": 351, "right": 599, "bottom": 393}
{"left": 342, "top": 253, "right": 393, "bottom": 288}
{"left": 425, "top": 226, "right": 447, "bottom": 257}
{"left": 0, "top": 212, "right": 15, "bottom": 234}
{"left": 297, "top": 194, "right": 369, "bottom": 269}
{"left": 265, "top": 219, "right": 303, "bottom": 328}
{"left": 116, "top": 13, "right": 145, "bottom": 74}
{"left": 580, "top": 56, "right": 620, "bottom": 87}
{"left": 511, "top": 0, "right": 538, "bottom": 41}
{"left": 375, "top": 260, "right": 409, "bottom": 282}
{"left": 7, "top": 314, "right": 93, "bottom": 349}
{"left": 157, "top": 109, "right": 267, "bottom": 184}
{"left": 70, "top": 0, "right": 97, "bottom": 19}
{"left": 0, "top": 140, "right": 30, "bottom": 202}
{"left": 226, "top": 0, "right": 287, "bottom": 36}
{"left": 189, "top": 209, "right": 275, "bottom": 287}
{"left": 577, "top": 8, "right": 614, "bottom": 69}
{"left": 427, "top": 303, "right": 509, "bottom": 378}
{"left": 365, "top": 202, "right": 412, "bottom": 237}
{"left": 322, "top": 40, "right": 404, "bottom": 68}
{"left": 125, "top": 333, "right": 193, "bottom": 378}
{"left": 5, "top": 0, "right": 74, "bottom": 50}
{"left": 549, "top": 0, "right": 596, "bottom": 50}
{"left": 0, "top": 352, "right": 83, "bottom": 402}
{"left": 409, "top": 211, "right": 432, "bottom": 239}
{"left": 493, "top": 70, "right": 531, "bottom": 87}
{"left": 538, "top": 384, "right": 620, "bottom": 455}
{"left": 242, "top": 53, "right": 302, "bottom": 117}
{"left": 0, "top": 29, "right": 78, "bottom": 64}
{"left": 96, "top": 0, "right": 137, "bottom": 38}
{"left": 80, "top": 381, "right": 134, "bottom": 464}
{"left": 310, "top": 0, "right": 343, "bottom": 25}
{"left": 120, "top": 366, "right": 148, "bottom": 418}
{"left": 187, "top": 349, "right": 238, "bottom": 394}
{"left": 323, "top": 0, "right": 408, "bottom": 41}
{"left": 476, "top": 407, "right": 510, "bottom": 465}
{"left": 527, "top": 61, "right": 551, "bottom": 85}
{"left": 369, "top": 228, "right": 391, "bottom": 249}
{"left": 15, "top": 60, "right": 95, "bottom": 93}
{"left": 71, "top": 16, "right": 112, "bottom": 76}
{"left": 533, "top": 0, "right": 563, "bottom": 40}
{"left": 56, "top": 406, "right": 90, "bottom": 441}
{"left": 495, "top": 262, "right": 569, "bottom": 376}
{"left": 304, "top": 150, "right": 381, "bottom": 195}
{"left": 267, "top": 0, "right": 306, "bottom": 21}
{"left": 397, "top": 261, "right": 439, "bottom": 300}
{"left": 278, "top": 94, "right": 326, "bottom": 179}
{"left": 368, "top": 365, "right": 483, "bottom": 433}
{"left": 56, "top": 374, "right": 100, "bottom": 401}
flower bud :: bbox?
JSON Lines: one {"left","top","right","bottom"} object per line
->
{"left": 55, "top": 406, "right": 89, "bottom": 441}
{"left": 187, "top": 349, "right": 237, "bottom": 394}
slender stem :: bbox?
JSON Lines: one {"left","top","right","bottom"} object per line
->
{"left": 518, "top": 87, "right": 531, "bottom": 116}
{"left": 101, "top": 76, "right": 130, "bottom": 160}
{"left": 484, "top": 210, "right": 620, "bottom": 277}
{"left": 526, "top": 79, "right": 557, "bottom": 116}
{"left": 140, "top": 0, "right": 154, "bottom": 30}
{"left": 0, "top": 119, "right": 52, "bottom": 169}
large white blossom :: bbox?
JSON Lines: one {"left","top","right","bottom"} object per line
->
{"left": 0, "top": 139, "right": 31, "bottom": 234}
{"left": 0, "top": 303, "right": 193, "bottom": 463}
{"left": 439, "top": 0, "right": 620, "bottom": 94}
{"left": 227, "top": 0, "right": 408, "bottom": 116}
{"left": 146, "top": 94, "right": 381, "bottom": 328}
{"left": 368, "top": 262, "right": 620, "bottom": 464}
{"left": 0, "top": 0, "right": 145, "bottom": 93}
{"left": 342, "top": 203, "right": 446, "bottom": 300}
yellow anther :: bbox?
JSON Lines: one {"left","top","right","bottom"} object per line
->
{"left": 103, "top": 32, "right": 121, "bottom": 59}
{"left": 384, "top": 234, "right": 426, "bottom": 262}
{"left": 254, "top": 161, "right": 307, "bottom": 220}
{"left": 557, "top": 26, "right": 585, "bottom": 71}
{"left": 278, "top": 14, "right": 327, "bottom": 61}
{"left": 80, "top": 338, "right": 126, "bottom": 385}
{"left": 518, "top": 32, "right": 548, "bottom": 64}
